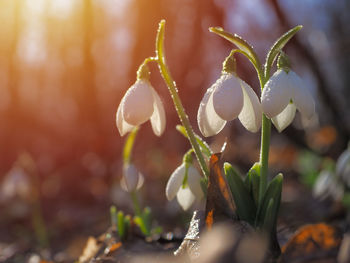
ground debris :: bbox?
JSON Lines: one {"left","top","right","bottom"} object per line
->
{"left": 77, "top": 226, "right": 181, "bottom": 263}
{"left": 280, "top": 223, "right": 342, "bottom": 263}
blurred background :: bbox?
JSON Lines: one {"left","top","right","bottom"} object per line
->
{"left": 0, "top": 0, "right": 349, "bottom": 261}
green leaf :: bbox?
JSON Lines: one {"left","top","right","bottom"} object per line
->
{"left": 124, "top": 215, "right": 131, "bottom": 237}
{"left": 176, "top": 125, "right": 212, "bottom": 157}
{"left": 117, "top": 211, "right": 126, "bottom": 240}
{"left": 110, "top": 205, "right": 118, "bottom": 228}
{"left": 262, "top": 198, "right": 274, "bottom": 233}
{"left": 134, "top": 207, "right": 153, "bottom": 237}
{"left": 209, "top": 27, "right": 261, "bottom": 71}
{"left": 142, "top": 207, "right": 152, "bottom": 235}
{"left": 134, "top": 216, "right": 147, "bottom": 236}
{"left": 151, "top": 226, "right": 163, "bottom": 235}
{"left": 256, "top": 173, "right": 283, "bottom": 231}
{"left": 248, "top": 163, "right": 261, "bottom": 206}
{"left": 123, "top": 127, "right": 139, "bottom": 165}
{"left": 224, "top": 162, "right": 256, "bottom": 225}
{"left": 200, "top": 177, "right": 208, "bottom": 197}
{"left": 264, "top": 25, "right": 303, "bottom": 78}
{"left": 244, "top": 172, "right": 252, "bottom": 191}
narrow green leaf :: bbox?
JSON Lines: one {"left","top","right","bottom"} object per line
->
{"left": 123, "top": 127, "right": 139, "bottom": 165}
{"left": 200, "top": 177, "right": 208, "bottom": 197}
{"left": 117, "top": 211, "right": 126, "bottom": 239}
{"left": 244, "top": 172, "right": 252, "bottom": 192}
{"left": 124, "top": 215, "right": 131, "bottom": 237}
{"left": 134, "top": 216, "right": 149, "bottom": 236}
{"left": 209, "top": 27, "right": 261, "bottom": 71}
{"left": 110, "top": 205, "right": 118, "bottom": 228}
{"left": 151, "top": 226, "right": 163, "bottom": 235}
{"left": 248, "top": 163, "right": 261, "bottom": 206}
{"left": 224, "top": 162, "right": 256, "bottom": 225}
{"left": 256, "top": 173, "right": 283, "bottom": 230}
{"left": 176, "top": 125, "right": 212, "bottom": 157}
{"left": 262, "top": 198, "right": 274, "bottom": 232}
{"left": 260, "top": 197, "right": 281, "bottom": 257}
{"left": 264, "top": 25, "right": 303, "bottom": 78}
{"left": 142, "top": 207, "right": 152, "bottom": 235}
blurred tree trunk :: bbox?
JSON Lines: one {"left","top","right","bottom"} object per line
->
{"left": 172, "top": 0, "right": 226, "bottom": 116}
{"left": 2, "top": 0, "right": 21, "bottom": 169}
{"left": 8, "top": 0, "right": 20, "bottom": 116}
{"left": 127, "top": 0, "right": 225, "bottom": 114}
{"left": 82, "top": 0, "right": 99, "bottom": 127}
{"left": 128, "top": 0, "right": 163, "bottom": 85}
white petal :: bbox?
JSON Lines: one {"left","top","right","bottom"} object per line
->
{"left": 197, "top": 86, "right": 226, "bottom": 137}
{"left": 271, "top": 103, "right": 296, "bottom": 132}
{"left": 136, "top": 172, "right": 144, "bottom": 190}
{"left": 122, "top": 80, "right": 154, "bottom": 126}
{"left": 150, "top": 87, "right": 166, "bottom": 136}
{"left": 336, "top": 150, "right": 350, "bottom": 185}
{"left": 261, "top": 70, "right": 292, "bottom": 118}
{"left": 289, "top": 71, "right": 315, "bottom": 119}
{"left": 165, "top": 163, "right": 186, "bottom": 201}
{"left": 176, "top": 187, "right": 196, "bottom": 211}
{"left": 212, "top": 74, "right": 243, "bottom": 121}
{"left": 121, "top": 164, "right": 140, "bottom": 192}
{"left": 187, "top": 165, "right": 203, "bottom": 200}
{"left": 313, "top": 170, "right": 333, "bottom": 199}
{"left": 116, "top": 96, "right": 135, "bottom": 136}
{"left": 238, "top": 80, "right": 262, "bottom": 132}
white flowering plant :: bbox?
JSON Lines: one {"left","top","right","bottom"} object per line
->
{"left": 116, "top": 20, "right": 315, "bottom": 256}
{"left": 111, "top": 127, "right": 162, "bottom": 239}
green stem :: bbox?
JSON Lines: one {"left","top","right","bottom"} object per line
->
{"left": 259, "top": 114, "right": 271, "bottom": 203}
{"left": 131, "top": 191, "right": 141, "bottom": 217}
{"left": 258, "top": 72, "right": 272, "bottom": 205}
{"left": 156, "top": 20, "right": 209, "bottom": 180}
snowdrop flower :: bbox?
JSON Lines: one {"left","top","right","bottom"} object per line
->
{"left": 0, "top": 166, "right": 31, "bottom": 201}
{"left": 166, "top": 163, "right": 203, "bottom": 211}
{"left": 335, "top": 146, "right": 350, "bottom": 186}
{"left": 120, "top": 164, "right": 144, "bottom": 192}
{"left": 313, "top": 170, "right": 344, "bottom": 201}
{"left": 261, "top": 69, "right": 315, "bottom": 132}
{"left": 197, "top": 73, "right": 262, "bottom": 137}
{"left": 116, "top": 79, "right": 166, "bottom": 136}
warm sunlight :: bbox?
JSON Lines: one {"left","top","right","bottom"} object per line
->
{"left": 49, "top": 0, "right": 75, "bottom": 19}
{"left": 24, "top": 0, "right": 74, "bottom": 18}
{"left": 0, "top": 1, "right": 349, "bottom": 262}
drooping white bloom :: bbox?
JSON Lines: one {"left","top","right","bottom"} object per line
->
{"left": 335, "top": 147, "right": 350, "bottom": 187}
{"left": 116, "top": 79, "right": 166, "bottom": 136}
{"left": 261, "top": 69, "right": 315, "bottom": 132}
{"left": 313, "top": 170, "right": 344, "bottom": 201}
{"left": 120, "top": 164, "right": 144, "bottom": 192}
{"left": 165, "top": 163, "right": 203, "bottom": 211}
{"left": 1, "top": 166, "right": 31, "bottom": 201}
{"left": 197, "top": 73, "right": 262, "bottom": 137}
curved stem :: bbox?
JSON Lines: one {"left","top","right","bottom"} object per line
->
{"left": 156, "top": 20, "right": 209, "bottom": 180}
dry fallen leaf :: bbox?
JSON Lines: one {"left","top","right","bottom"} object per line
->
{"left": 281, "top": 223, "right": 342, "bottom": 262}
{"left": 79, "top": 236, "right": 102, "bottom": 263}
{"left": 205, "top": 153, "right": 236, "bottom": 229}
{"left": 104, "top": 242, "right": 122, "bottom": 255}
